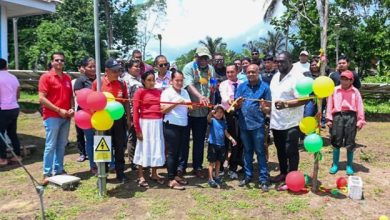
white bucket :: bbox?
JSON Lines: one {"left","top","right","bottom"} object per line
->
{"left": 348, "top": 176, "right": 363, "bottom": 200}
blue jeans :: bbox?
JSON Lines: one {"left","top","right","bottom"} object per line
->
{"left": 240, "top": 127, "right": 269, "bottom": 182}
{"left": 179, "top": 116, "right": 207, "bottom": 171}
{"left": 84, "top": 128, "right": 96, "bottom": 169}
{"left": 43, "top": 117, "right": 70, "bottom": 176}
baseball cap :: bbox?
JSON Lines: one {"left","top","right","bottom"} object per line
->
{"left": 196, "top": 47, "right": 212, "bottom": 59}
{"left": 105, "top": 58, "right": 122, "bottom": 71}
{"left": 340, "top": 70, "right": 354, "bottom": 80}
{"left": 300, "top": 51, "right": 309, "bottom": 56}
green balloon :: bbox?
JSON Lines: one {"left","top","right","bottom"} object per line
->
{"left": 304, "top": 133, "right": 323, "bottom": 153}
{"left": 105, "top": 101, "right": 125, "bottom": 120}
{"left": 296, "top": 77, "right": 314, "bottom": 96}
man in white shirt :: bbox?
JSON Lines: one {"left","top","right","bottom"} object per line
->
{"left": 270, "top": 51, "right": 309, "bottom": 183}
{"left": 293, "top": 51, "right": 310, "bottom": 75}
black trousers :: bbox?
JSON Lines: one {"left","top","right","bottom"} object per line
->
{"left": 126, "top": 125, "right": 137, "bottom": 164}
{"left": 225, "top": 112, "right": 243, "bottom": 172}
{"left": 105, "top": 116, "right": 126, "bottom": 174}
{"left": 272, "top": 126, "right": 300, "bottom": 175}
{"left": 164, "top": 122, "right": 188, "bottom": 180}
{"left": 330, "top": 112, "right": 357, "bottom": 152}
{"left": 0, "top": 108, "right": 21, "bottom": 158}
{"left": 75, "top": 125, "right": 86, "bottom": 156}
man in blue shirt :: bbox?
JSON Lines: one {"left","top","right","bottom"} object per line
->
{"left": 234, "top": 64, "right": 271, "bottom": 192}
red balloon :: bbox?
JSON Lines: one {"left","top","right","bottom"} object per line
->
{"left": 336, "top": 177, "right": 347, "bottom": 189}
{"left": 86, "top": 91, "right": 107, "bottom": 111}
{"left": 76, "top": 88, "right": 93, "bottom": 110}
{"left": 74, "top": 110, "right": 92, "bottom": 129}
{"left": 286, "top": 171, "right": 305, "bottom": 192}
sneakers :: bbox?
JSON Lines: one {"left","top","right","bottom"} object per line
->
{"left": 238, "top": 177, "right": 251, "bottom": 187}
{"left": 214, "top": 177, "right": 223, "bottom": 185}
{"left": 270, "top": 174, "right": 286, "bottom": 183}
{"left": 259, "top": 182, "right": 270, "bottom": 192}
{"left": 77, "top": 155, "right": 86, "bottom": 162}
{"left": 208, "top": 179, "right": 219, "bottom": 188}
{"left": 228, "top": 171, "right": 238, "bottom": 179}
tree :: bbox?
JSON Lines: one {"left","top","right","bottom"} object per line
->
{"left": 258, "top": 31, "right": 286, "bottom": 57}
{"left": 242, "top": 40, "right": 259, "bottom": 52}
{"left": 198, "top": 36, "right": 227, "bottom": 57}
{"left": 135, "top": 0, "right": 167, "bottom": 60}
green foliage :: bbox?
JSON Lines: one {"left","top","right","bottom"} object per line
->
{"left": 199, "top": 36, "right": 227, "bottom": 57}
{"left": 175, "top": 48, "right": 196, "bottom": 71}
{"left": 8, "top": 0, "right": 138, "bottom": 71}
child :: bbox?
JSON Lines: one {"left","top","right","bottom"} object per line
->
{"left": 207, "top": 105, "right": 237, "bottom": 187}
{"left": 326, "top": 70, "right": 366, "bottom": 175}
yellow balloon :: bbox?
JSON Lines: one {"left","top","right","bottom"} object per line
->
{"left": 299, "top": 117, "right": 318, "bottom": 134}
{"left": 103, "top": 92, "right": 116, "bottom": 102}
{"left": 91, "top": 110, "right": 113, "bottom": 131}
{"left": 379, "top": 215, "right": 389, "bottom": 220}
{"left": 312, "top": 76, "right": 335, "bottom": 98}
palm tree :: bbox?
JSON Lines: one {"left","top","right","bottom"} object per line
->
{"left": 242, "top": 40, "right": 259, "bottom": 53}
{"left": 199, "top": 36, "right": 226, "bottom": 56}
{"left": 258, "top": 31, "right": 285, "bottom": 57}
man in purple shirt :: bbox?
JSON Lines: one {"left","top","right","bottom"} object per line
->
{"left": 0, "top": 58, "right": 22, "bottom": 166}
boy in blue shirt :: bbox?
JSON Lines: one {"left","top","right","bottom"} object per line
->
{"left": 207, "top": 105, "right": 237, "bottom": 187}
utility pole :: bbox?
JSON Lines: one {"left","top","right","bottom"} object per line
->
{"left": 335, "top": 23, "right": 340, "bottom": 65}
{"left": 13, "top": 18, "right": 19, "bottom": 70}
{"left": 157, "top": 34, "right": 162, "bottom": 55}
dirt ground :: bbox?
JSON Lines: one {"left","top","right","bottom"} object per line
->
{"left": 0, "top": 112, "right": 389, "bottom": 220}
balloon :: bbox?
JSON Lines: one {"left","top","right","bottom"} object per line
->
{"left": 76, "top": 88, "right": 93, "bottom": 110}
{"left": 86, "top": 91, "right": 107, "bottom": 111}
{"left": 74, "top": 110, "right": 92, "bottom": 129}
{"left": 103, "top": 92, "right": 116, "bottom": 102}
{"left": 296, "top": 77, "right": 314, "bottom": 96}
{"left": 379, "top": 215, "right": 389, "bottom": 220}
{"left": 286, "top": 171, "right": 305, "bottom": 192}
{"left": 336, "top": 177, "right": 347, "bottom": 189}
{"left": 299, "top": 117, "right": 318, "bottom": 134}
{"left": 304, "top": 133, "right": 323, "bottom": 153}
{"left": 312, "top": 76, "right": 335, "bottom": 98}
{"left": 91, "top": 110, "right": 113, "bottom": 131}
{"left": 105, "top": 101, "right": 125, "bottom": 120}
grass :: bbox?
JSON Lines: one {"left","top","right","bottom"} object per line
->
{"left": 283, "top": 197, "right": 308, "bottom": 214}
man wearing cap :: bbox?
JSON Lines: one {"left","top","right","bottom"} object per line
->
{"left": 233, "top": 64, "right": 271, "bottom": 191}
{"left": 39, "top": 52, "right": 74, "bottom": 185}
{"left": 329, "top": 55, "right": 361, "bottom": 89}
{"left": 293, "top": 51, "right": 310, "bottom": 75}
{"left": 92, "top": 58, "right": 132, "bottom": 183}
{"left": 179, "top": 47, "right": 216, "bottom": 178}
{"left": 131, "top": 49, "right": 153, "bottom": 75}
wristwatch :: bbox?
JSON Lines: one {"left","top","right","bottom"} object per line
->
{"left": 284, "top": 102, "right": 289, "bottom": 108}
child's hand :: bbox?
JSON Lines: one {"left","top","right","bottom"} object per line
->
{"left": 230, "top": 138, "right": 237, "bottom": 146}
{"left": 326, "top": 121, "right": 333, "bottom": 128}
{"left": 357, "top": 124, "right": 363, "bottom": 130}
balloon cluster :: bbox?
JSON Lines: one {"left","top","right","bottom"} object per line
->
{"left": 296, "top": 76, "right": 335, "bottom": 153}
{"left": 74, "top": 88, "right": 125, "bottom": 131}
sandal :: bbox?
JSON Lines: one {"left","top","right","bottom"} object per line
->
{"left": 150, "top": 176, "right": 165, "bottom": 185}
{"left": 175, "top": 176, "right": 188, "bottom": 185}
{"left": 169, "top": 180, "right": 185, "bottom": 190}
{"left": 138, "top": 179, "right": 149, "bottom": 188}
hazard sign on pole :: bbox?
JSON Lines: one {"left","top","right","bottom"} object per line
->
{"left": 94, "top": 135, "right": 112, "bottom": 162}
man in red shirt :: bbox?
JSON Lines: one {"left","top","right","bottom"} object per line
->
{"left": 92, "top": 58, "right": 131, "bottom": 183}
{"left": 38, "top": 52, "right": 74, "bottom": 185}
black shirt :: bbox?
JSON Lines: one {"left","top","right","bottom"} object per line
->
{"left": 260, "top": 69, "right": 276, "bottom": 85}
{"left": 73, "top": 74, "right": 95, "bottom": 91}
{"left": 329, "top": 70, "right": 361, "bottom": 89}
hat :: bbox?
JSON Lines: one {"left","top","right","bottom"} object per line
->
{"left": 340, "top": 70, "right": 354, "bottom": 80}
{"left": 300, "top": 51, "right": 309, "bottom": 56}
{"left": 213, "top": 104, "right": 225, "bottom": 111}
{"left": 105, "top": 58, "right": 122, "bottom": 70}
{"left": 196, "top": 47, "right": 212, "bottom": 59}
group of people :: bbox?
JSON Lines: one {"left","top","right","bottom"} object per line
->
{"left": 0, "top": 46, "right": 366, "bottom": 191}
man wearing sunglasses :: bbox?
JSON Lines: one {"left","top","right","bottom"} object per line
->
{"left": 251, "top": 49, "right": 262, "bottom": 67}
{"left": 131, "top": 49, "right": 153, "bottom": 75}
{"left": 39, "top": 52, "right": 74, "bottom": 185}
{"left": 180, "top": 46, "right": 216, "bottom": 179}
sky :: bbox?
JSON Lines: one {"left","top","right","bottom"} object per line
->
{"left": 135, "top": 0, "right": 284, "bottom": 61}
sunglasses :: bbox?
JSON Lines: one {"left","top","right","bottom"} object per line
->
{"left": 252, "top": 52, "right": 259, "bottom": 55}
{"left": 54, "top": 59, "right": 65, "bottom": 63}
{"left": 158, "top": 63, "right": 169, "bottom": 68}
{"left": 213, "top": 59, "right": 224, "bottom": 64}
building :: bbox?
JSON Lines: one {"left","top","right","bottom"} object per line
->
{"left": 0, "top": 0, "right": 60, "bottom": 60}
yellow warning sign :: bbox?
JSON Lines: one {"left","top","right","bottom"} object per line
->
{"left": 94, "top": 136, "right": 112, "bottom": 162}
{"left": 95, "top": 138, "right": 110, "bottom": 151}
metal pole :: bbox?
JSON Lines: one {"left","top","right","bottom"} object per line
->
{"left": 13, "top": 18, "right": 19, "bottom": 70}
{"left": 335, "top": 23, "right": 340, "bottom": 65}
{"left": 158, "top": 34, "right": 162, "bottom": 55}
{"left": 93, "top": 0, "right": 107, "bottom": 197}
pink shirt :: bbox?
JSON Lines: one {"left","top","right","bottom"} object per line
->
{"left": 0, "top": 70, "right": 20, "bottom": 110}
{"left": 132, "top": 88, "right": 163, "bottom": 133}
{"left": 326, "top": 85, "right": 366, "bottom": 127}
{"left": 219, "top": 79, "right": 242, "bottom": 110}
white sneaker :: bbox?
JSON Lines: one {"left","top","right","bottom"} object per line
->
{"left": 228, "top": 171, "right": 238, "bottom": 179}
